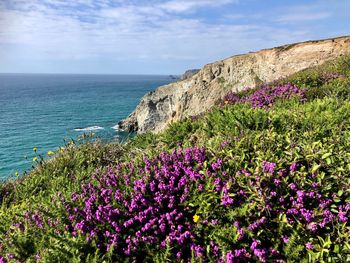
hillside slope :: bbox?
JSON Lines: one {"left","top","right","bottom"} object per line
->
{"left": 118, "top": 36, "right": 350, "bottom": 133}
{"left": 1, "top": 54, "right": 350, "bottom": 262}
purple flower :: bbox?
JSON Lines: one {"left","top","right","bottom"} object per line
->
{"left": 300, "top": 209, "right": 314, "bottom": 223}
{"left": 226, "top": 251, "right": 234, "bottom": 263}
{"left": 273, "top": 178, "right": 281, "bottom": 186}
{"left": 250, "top": 239, "right": 259, "bottom": 250}
{"left": 339, "top": 210, "right": 348, "bottom": 222}
{"left": 262, "top": 161, "right": 276, "bottom": 174}
{"left": 270, "top": 248, "right": 279, "bottom": 256}
{"left": 211, "top": 159, "right": 223, "bottom": 171}
{"left": 305, "top": 242, "right": 313, "bottom": 250}
{"left": 289, "top": 183, "right": 297, "bottom": 191}
{"left": 282, "top": 236, "right": 289, "bottom": 244}
{"left": 290, "top": 162, "right": 299, "bottom": 173}
{"left": 253, "top": 248, "right": 267, "bottom": 262}
{"left": 191, "top": 244, "right": 204, "bottom": 258}
{"left": 222, "top": 83, "right": 306, "bottom": 109}
{"left": 221, "top": 186, "right": 234, "bottom": 206}
{"left": 278, "top": 169, "right": 287, "bottom": 177}
{"left": 234, "top": 248, "right": 247, "bottom": 257}
{"left": 248, "top": 217, "right": 266, "bottom": 231}
{"left": 307, "top": 223, "right": 318, "bottom": 232}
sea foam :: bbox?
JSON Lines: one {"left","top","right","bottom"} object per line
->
{"left": 74, "top": 126, "right": 104, "bottom": 132}
{"left": 111, "top": 124, "right": 120, "bottom": 130}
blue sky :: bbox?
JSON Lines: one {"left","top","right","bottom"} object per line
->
{"left": 0, "top": 0, "right": 349, "bottom": 74}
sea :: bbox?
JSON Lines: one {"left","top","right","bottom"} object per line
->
{"left": 0, "top": 74, "right": 175, "bottom": 180}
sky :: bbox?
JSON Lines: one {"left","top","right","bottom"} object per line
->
{"left": 0, "top": 0, "right": 349, "bottom": 74}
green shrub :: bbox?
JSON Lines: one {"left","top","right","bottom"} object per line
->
{"left": 1, "top": 55, "right": 350, "bottom": 262}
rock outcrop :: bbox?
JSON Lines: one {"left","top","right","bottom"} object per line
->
{"left": 118, "top": 36, "right": 350, "bottom": 133}
{"left": 181, "top": 69, "right": 200, "bottom": 80}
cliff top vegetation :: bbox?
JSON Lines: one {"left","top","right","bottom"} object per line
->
{"left": 1, "top": 55, "right": 350, "bottom": 262}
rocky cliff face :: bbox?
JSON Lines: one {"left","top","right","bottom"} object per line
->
{"left": 181, "top": 69, "right": 200, "bottom": 80}
{"left": 118, "top": 36, "right": 350, "bottom": 133}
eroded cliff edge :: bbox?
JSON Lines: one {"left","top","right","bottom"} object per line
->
{"left": 118, "top": 36, "right": 350, "bottom": 133}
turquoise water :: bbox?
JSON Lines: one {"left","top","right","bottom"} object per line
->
{"left": 0, "top": 74, "right": 173, "bottom": 180}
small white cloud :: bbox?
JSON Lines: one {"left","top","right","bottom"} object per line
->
{"left": 159, "top": 0, "right": 237, "bottom": 13}
{"left": 223, "top": 13, "right": 245, "bottom": 20}
{"left": 277, "top": 11, "right": 331, "bottom": 23}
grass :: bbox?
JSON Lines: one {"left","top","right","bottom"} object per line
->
{"left": 1, "top": 55, "right": 350, "bottom": 262}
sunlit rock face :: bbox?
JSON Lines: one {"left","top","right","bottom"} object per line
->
{"left": 118, "top": 36, "right": 350, "bottom": 133}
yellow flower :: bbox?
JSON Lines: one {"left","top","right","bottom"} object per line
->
{"left": 193, "top": 214, "right": 200, "bottom": 223}
{"left": 15, "top": 171, "right": 19, "bottom": 177}
{"left": 224, "top": 100, "right": 229, "bottom": 104}
{"left": 47, "top": 151, "right": 54, "bottom": 155}
{"left": 33, "top": 147, "right": 37, "bottom": 152}
{"left": 33, "top": 157, "right": 38, "bottom": 162}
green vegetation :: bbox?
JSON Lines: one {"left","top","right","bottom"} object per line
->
{"left": 1, "top": 55, "right": 350, "bottom": 262}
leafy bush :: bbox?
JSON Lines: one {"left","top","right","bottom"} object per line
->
{"left": 1, "top": 55, "right": 350, "bottom": 262}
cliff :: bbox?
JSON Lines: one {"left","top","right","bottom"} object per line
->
{"left": 118, "top": 36, "right": 350, "bottom": 133}
{"left": 181, "top": 69, "right": 200, "bottom": 80}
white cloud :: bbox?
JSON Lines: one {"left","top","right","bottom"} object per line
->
{"left": 159, "top": 0, "right": 236, "bottom": 13}
{"left": 274, "top": 3, "right": 332, "bottom": 24}
{"left": 0, "top": 0, "right": 339, "bottom": 73}
{"left": 277, "top": 11, "right": 331, "bottom": 23}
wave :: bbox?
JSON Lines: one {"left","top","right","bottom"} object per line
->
{"left": 74, "top": 126, "right": 104, "bottom": 132}
{"left": 111, "top": 124, "right": 120, "bottom": 130}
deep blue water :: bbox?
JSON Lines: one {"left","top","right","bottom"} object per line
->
{"left": 0, "top": 74, "right": 174, "bottom": 180}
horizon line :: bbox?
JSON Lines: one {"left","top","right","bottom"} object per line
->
{"left": 0, "top": 72, "right": 181, "bottom": 76}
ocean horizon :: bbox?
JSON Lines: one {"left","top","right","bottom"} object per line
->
{"left": 0, "top": 73, "right": 175, "bottom": 180}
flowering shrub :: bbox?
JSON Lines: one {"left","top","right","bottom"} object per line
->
{"left": 1, "top": 56, "right": 350, "bottom": 262}
{"left": 2, "top": 112, "right": 350, "bottom": 261}
{"left": 49, "top": 148, "right": 349, "bottom": 262}
{"left": 64, "top": 147, "right": 210, "bottom": 261}
{"left": 222, "top": 83, "right": 306, "bottom": 108}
